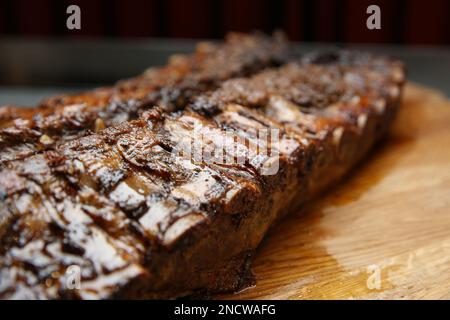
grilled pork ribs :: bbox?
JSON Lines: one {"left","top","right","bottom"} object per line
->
{"left": 0, "top": 34, "right": 404, "bottom": 299}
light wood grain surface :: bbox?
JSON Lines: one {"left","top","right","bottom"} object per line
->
{"left": 219, "top": 83, "right": 450, "bottom": 300}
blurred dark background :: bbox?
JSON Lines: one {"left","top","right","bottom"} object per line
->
{"left": 0, "top": 0, "right": 449, "bottom": 44}
{"left": 1, "top": 0, "right": 449, "bottom": 104}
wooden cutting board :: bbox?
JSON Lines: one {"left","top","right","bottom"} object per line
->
{"left": 220, "top": 83, "right": 450, "bottom": 300}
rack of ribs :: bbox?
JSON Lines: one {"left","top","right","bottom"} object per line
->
{"left": 0, "top": 44, "right": 404, "bottom": 299}
{"left": 0, "top": 32, "right": 287, "bottom": 166}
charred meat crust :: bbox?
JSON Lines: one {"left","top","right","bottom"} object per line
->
{"left": 0, "top": 32, "right": 287, "bottom": 166}
{"left": 0, "top": 49, "right": 405, "bottom": 299}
